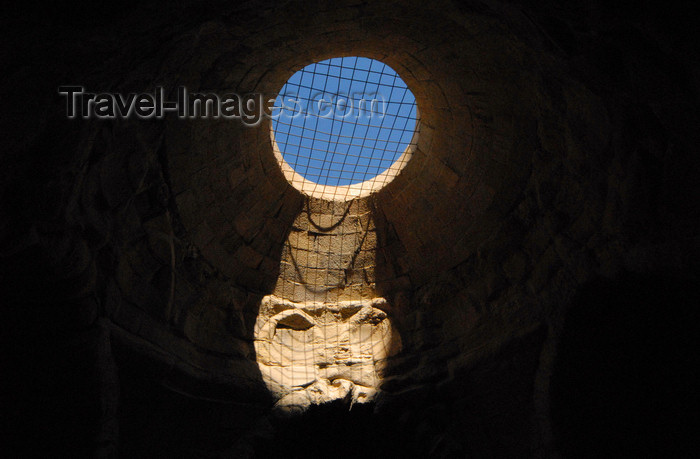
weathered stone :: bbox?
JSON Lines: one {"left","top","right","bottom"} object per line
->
{"left": 254, "top": 294, "right": 401, "bottom": 413}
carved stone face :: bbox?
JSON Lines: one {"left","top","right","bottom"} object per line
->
{"left": 254, "top": 294, "right": 401, "bottom": 413}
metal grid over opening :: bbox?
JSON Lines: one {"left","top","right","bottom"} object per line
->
{"left": 271, "top": 57, "right": 418, "bottom": 201}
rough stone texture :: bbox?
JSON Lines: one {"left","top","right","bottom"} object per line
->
{"left": 273, "top": 197, "right": 379, "bottom": 303}
{"left": 1, "top": 0, "right": 699, "bottom": 457}
{"left": 255, "top": 295, "right": 401, "bottom": 413}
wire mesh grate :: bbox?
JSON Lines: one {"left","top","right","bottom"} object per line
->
{"left": 271, "top": 57, "right": 418, "bottom": 199}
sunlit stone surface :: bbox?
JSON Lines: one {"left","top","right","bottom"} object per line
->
{"left": 254, "top": 294, "right": 401, "bottom": 414}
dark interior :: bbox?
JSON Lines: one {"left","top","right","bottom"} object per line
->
{"left": 2, "top": 0, "right": 699, "bottom": 457}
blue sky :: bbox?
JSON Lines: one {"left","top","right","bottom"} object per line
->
{"left": 272, "top": 57, "right": 417, "bottom": 187}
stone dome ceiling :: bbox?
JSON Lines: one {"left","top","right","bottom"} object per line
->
{"left": 2, "top": 0, "right": 699, "bottom": 456}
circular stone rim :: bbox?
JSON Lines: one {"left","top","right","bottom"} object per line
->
{"left": 269, "top": 59, "right": 420, "bottom": 202}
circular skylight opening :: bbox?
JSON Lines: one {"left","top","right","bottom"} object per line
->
{"left": 271, "top": 56, "right": 418, "bottom": 201}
